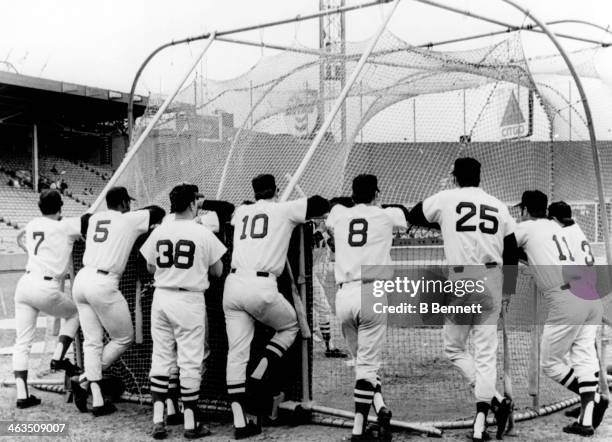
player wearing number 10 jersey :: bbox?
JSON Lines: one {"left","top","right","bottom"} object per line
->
{"left": 407, "top": 158, "right": 518, "bottom": 442}
{"left": 140, "top": 184, "right": 226, "bottom": 439}
{"left": 72, "top": 186, "right": 164, "bottom": 416}
{"left": 325, "top": 174, "right": 408, "bottom": 441}
{"left": 223, "top": 174, "right": 329, "bottom": 439}
{"left": 515, "top": 192, "right": 605, "bottom": 436}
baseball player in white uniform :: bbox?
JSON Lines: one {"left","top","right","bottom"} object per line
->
{"left": 325, "top": 175, "right": 407, "bottom": 441}
{"left": 515, "top": 192, "right": 606, "bottom": 436}
{"left": 71, "top": 186, "right": 164, "bottom": 416}
{"left": 407, "top": 158, "right": 518, "bottom": 441}
{"left": 12, "top": 190, "right": 83, "bottom": 408}
{"left": 140, "top": 184, "right": 227, "bottom": 439}
{"left": 224, "top": 174, "right": 329, "bottom": 439}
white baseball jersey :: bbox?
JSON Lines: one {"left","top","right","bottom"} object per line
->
{"left": 422, "top": 187, "right": 516, "bottom": 265}
{"left": 83, "top": 210, "right": 149, "bottom": 274}
{"left": 230, "top": 198, "right": 307, "bottom": 276}
{"left": 140, "top": 219, "right": 227, "bottom": 292}
{"left": 163, "top": 212, "right": 220, "bottom": 233}
{"left": 24, "top": 216, "right": 82, "bottom": 278}
{"left": 325, "top": 204, "right": 407, "bottom": 284}
{"left": 515, "top": 218, "right": 570, "bottom": 291}
{"left": 562, "top": 222, "right": 595, "bottom": 266}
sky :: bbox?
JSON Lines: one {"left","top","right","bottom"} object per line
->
{"left": 1, "top": 0, "right": 612, "bottom": 96}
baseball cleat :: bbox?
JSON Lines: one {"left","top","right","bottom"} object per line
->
{"left": 70, "top": 377, "right": 88, "bottom": 412}
{"left": 562, "top": 421, "right": 594, "bottom": 436}
{"left": 593, "top": 396, "right": 609, "bottom": 429}
{"left": 151, "top": 422, "right": 168, "bottom": 440}
{"left": 50, "top": 359, "right": 82, "bottom": 377}
{"left": 166, "top": 412, "right": 184, "bottom": 426}
{"left": 325, "top": 348, "right": 348, "bottom": 358}
{"left": 565, "top": 406, "right": 581, "bottom": 419}
{"left": 92, "top": 400, "right": 117, "bottom": 417}
{"left": 470, "top": 430, "right": 491, "bottom": 442}
{"left": 377, "top": 407, "right": 392, "bottom": 441}
{"left": 491, "top": 397, "right": 512, "bottom": 440}
{"left": 184, "top": 423, "right": 211, "bottom": 439}
{"left": 234, "top": 421, "right": 261, "bottom": 440}
{"left": 16, "top": 395, "right": 41, "bottom": 409}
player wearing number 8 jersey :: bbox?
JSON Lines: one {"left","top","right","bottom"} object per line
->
{"left": 515, "top": 193, "right": 605, "bottom": 436}
{"left": 407, "top": 158, "right": 519, "bottom": 442}
{"left": 140, "top": 184, "right": 226, "bottom": 439}
{"left": 13, "top": 190, "right": 84, "bottom": 408}
{"left": 223, "top": 174, "right": 329, "bottom": 439}
{"left": 325, "top": 175, "right": 407, "bottom": 441}
{"left": 72, "top": 186, "right": 165, "bottom": 416}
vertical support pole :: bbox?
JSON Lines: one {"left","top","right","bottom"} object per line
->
{"left": 298, "top": 226, "right": 311, "bottom": 402}
{"left": 568, "top": 80, "right": 572, "bottom": 141}
{"left": 249, "top": 80, "right": 254, "bottom": 129}
{"left": 413, "top": 98, "right": 416, "bottom": 143}
{"left": 340, "top": 0, "right": 347, "bottom": 143}
{"left": 32, "top": 123, "right": 39, "bottom": 193}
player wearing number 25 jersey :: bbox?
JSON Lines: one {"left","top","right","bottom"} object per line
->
{"left": 407, "top": 158, "right": 518, "bottom": 442}
{"left": 223, "top": 174, "right": 329, "bottom": 439}
{"left": 72, "top": 186, "right": 164, "bottom": 416}
{"left": 140, "top": 184, "right": 226, "bottom": 439}
{"left": 13, "top": 190, "right": 84, "bottom": 409}
{"left": 515, "top": 193, "right": 605, "bottom": 436}
{"left": 325, "top": 174, "right": 407, "bottom": 441}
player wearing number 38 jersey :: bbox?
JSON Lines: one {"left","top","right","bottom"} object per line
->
{"left": 72, "top": 186, "right": 165, "bottom": 416}
{"left": 140, "top": 184, "right": 227, "bottom": 439}
{"left": 325, "top": 174, "right": 407, "bottom": 441}
{"left": 223, "top": 174, "right": 329, "bottom": 439}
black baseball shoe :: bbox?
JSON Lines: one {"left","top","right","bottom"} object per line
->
{"left": 166, "top": 412, "right": 184, "bottom": 426}
{"left": 184, "top": 423, "right": 211, "bottom": 439}
{"left": 563, "top": 421, "right": 594, "bottom": 436}
{"left": 377, "top": 407, "right": 392, "bottom": 441}
{"left": 593, "top": 396, "right": 609, "bottom": 429}
{"left": 234, "top": 420, "right": 261, "bottom": 440}
{"left": 151, "top": 422, "right": 168, "bottom": 440}
{"left": 92, "top": 400, "right": 117, "bottom": 417}
{"left": 350, "top": 425, "right": 380, "bottom": 441}
{"left": 16, "top": 395, "right": 41, "bottom": 409}
{"left": 70, "top": 376, "right": 88, "bottom": 412}
{"left": 325, "top": 348, "right": 348, "bottom": 358}
{"left": 50, "top": 359, "right": 82, "bottom": 377}
{"left": 565, "top": 406, "right": 581, "bottom": 419}
{"left": 491, "top": 397, "right": 512, "bottom": 440}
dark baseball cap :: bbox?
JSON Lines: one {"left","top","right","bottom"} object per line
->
{"left": 252, "top": 174, "right": 277, "bottom": 198}
{"left": 38, "top": 189, "right": 63, "bottom": 215}
{"left": 515, "top": 190, "right": 548, "bottom": 213}
{"left": 548, "top": 201, "right": 572, "bottom": 222}
{"left": 169, "top": 183, "right": 203, "bottom": 213}
{"left": 452, "top": 157, "right": 481, "bottom": 178}
{"left": 105, "top": 186, "right": 135, "bottom": 207}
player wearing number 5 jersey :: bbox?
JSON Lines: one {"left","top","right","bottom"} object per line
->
{"left": 224, "top": 174, "right": 329, "bottom": 439}
{"left": 13, "top": 190, "right": 84, "bottom": 408}
{"left": 515, "top": 192, "right": 606, "bottom": 436}
{"left": 140, "top": 184, "right": 226, "bottom": 439}
{"left": 325, "top": 175, "right": 407, "bottom": 441}
{"left": 72, "top": 186, "right": 165, "bottom": 416}
{"left": 407, "top": 158, "right": 519, "bottom": 442}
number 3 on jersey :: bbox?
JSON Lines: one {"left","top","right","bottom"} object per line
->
{"left": 348, "top": 218, "right": 368, "bottom": 247}
{"left": 156, "top": 239, "right": 195, "bottom": 269}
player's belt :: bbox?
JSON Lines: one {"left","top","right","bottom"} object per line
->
{"left": 560, "top": 283, "right": 571, "bottom": 290}
{"left": 338, "top": 279, "right": 375, "bottom": 288}
{"left": 96, "top": 269, "right": 110, "bottom": 275}
{"left": 230, "top": 268, "right": 273, "bottom": 278}
{"left": 452, "top": 262, "right": 497, "bottom": 273}
{"left": 26, "top": 271, "right": 55, "bottom": 281}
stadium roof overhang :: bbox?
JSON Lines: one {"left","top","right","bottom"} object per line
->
{"left": 0, "top": 70, "right": 147, "bottom": 133}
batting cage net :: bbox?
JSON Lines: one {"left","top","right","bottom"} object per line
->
{"left": 76, "top": 1, "right": 612, "bottom": 429}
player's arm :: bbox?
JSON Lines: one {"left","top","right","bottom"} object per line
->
{"left": 16, "top": 229, "right": 27, "bottom": 252}
{"left": 199, "top": 200, "right": 235, "bottom": 225}
{"left": 502, "top": 233, "right": 519, "bottom": 296}
{"left": 80, "top": 213, "right": 92, "bottom": 237}
{"left": 204, "top": 229, "right": 227, "bottom": 278}
{"left": 138, "top": 231, "right": 158, "bottom": 274}
{"left": 140, "top": 205, "right": 166, "bottom": 229}
{"left": 306, "top": 195, "right": 330, "bottom": 219}
{"left": 382, "top": 204, "right": 409, "bottom": 232}
{"left": 405, "top": 201, "right": 441, "bottom": 230}
{"left": 209, "top": 259, "right": 223, "bottom": 278}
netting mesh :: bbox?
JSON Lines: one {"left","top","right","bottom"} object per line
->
{"left": 84, "top": 21, "right": 612, "bottom": 425}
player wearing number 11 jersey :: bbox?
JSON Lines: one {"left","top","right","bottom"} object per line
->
{"left": 140, "top": 184, "right": 226, "bottom": 439}
{"left": 223, "top": 174, "right": 329, "bottom": 439}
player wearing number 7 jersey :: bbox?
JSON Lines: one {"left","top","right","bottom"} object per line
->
{"left": 71, "top": 186, "right": 165, "bottom": 416}
{"left": 224, "top": 174, "right": 329, "bottom": 439}
{"left": 13, "top": 190, "right": 85, "bottom": 408}
{"left": 515, "top": 192, "right": 605, "bottom": 436}
{"left": 325, "top": 175, "right": 408, "bottom": 441}
{"left": 140, "top": 184, "right": 227, "bottom": 439}
{"left": 407, "top": 158, "right": 519, "bottom": 442}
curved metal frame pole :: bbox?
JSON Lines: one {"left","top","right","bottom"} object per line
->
{"left": 547, "top": 19, "right": 612, "bottom": 36}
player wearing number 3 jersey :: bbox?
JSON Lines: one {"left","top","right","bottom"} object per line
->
{"left": 407, "top": 158, "right": 519, "bottom": 442}
{"left": 140, "top": 184, "right": 226, "bottom": 439}
{"left": 223, "top": 174, "right": 329, "bottom": 439}
{"left": 515, "top": 193, "right": 606, "bottom": 436}
{"left": 325, "top": 175, "right": 408, "bottom": 441}
{"left": 72, "top": 186, "right": 165, "bottom": 416}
